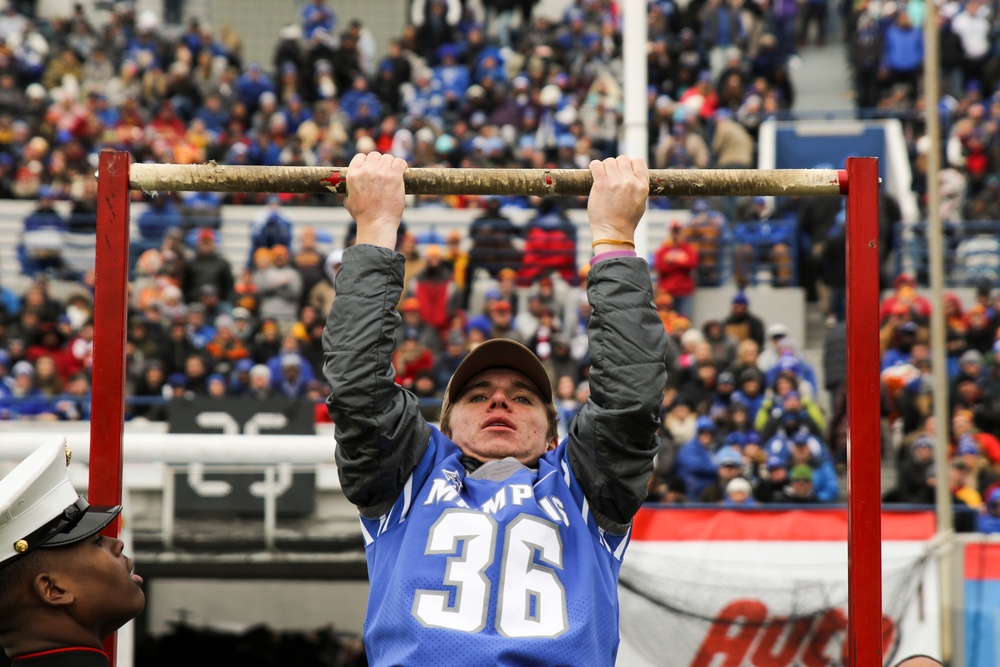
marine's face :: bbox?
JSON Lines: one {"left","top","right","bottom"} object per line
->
{"left": 47, "top": 534, "right": 145, "bottom": 639}
{"left": 448, "top": 369, "right": 556, "bottom": 466}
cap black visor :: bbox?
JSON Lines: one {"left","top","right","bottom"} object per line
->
{"left": 41, "top": 501, "right": 121, "bottom": 548}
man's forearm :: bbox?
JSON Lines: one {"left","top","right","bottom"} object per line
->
{"left": 569, "top": 256, "right": 669, "bottom": 532}
{"left": 322, "top": 245, "right": 431, "bottom": 516}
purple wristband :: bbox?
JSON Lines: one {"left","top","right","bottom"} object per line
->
{"left": 590, "top": 249, "right": 638, "bottom": 266}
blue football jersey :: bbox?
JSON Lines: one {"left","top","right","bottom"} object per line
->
{"left": 359, "top": 427, "right": 631, "bottom": 666}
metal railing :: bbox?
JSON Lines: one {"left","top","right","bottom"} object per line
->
{"left": 0, "top": 432, "right": 337, "bottom": 552}
{"left": 895, "top": 220, "right": 1000, "bottom": 288}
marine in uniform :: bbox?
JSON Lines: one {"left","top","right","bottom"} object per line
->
{"left": 0, "top": 437, "right": 145, "bottom": 666}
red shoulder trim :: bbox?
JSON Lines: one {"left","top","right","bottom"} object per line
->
{"left": 16, "top": 647, "right": 108, "bottom": 659}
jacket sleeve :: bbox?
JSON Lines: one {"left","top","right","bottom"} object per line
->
{"left": 322, "top": 245, "right": 432, "bottom": 518}
{"left": 567, "top": 257, "right": 669, "bottom": 533}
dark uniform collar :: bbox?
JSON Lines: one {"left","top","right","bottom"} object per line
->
{"left": 12, "top": 647, "right": 109, "bottom": 666}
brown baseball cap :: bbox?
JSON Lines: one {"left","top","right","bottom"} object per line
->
{"left": 445, "top": 338, "right": 553, "bottom": 404}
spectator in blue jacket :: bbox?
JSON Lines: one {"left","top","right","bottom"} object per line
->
{"left": 880, "top": 12, "right": 923, "bottom": 101}
{"left": 236, "top": 62, "right": 275, "bottom": 115}
{"left": 978, "top": 487, "right": 1000, "bottom": 533}
{"left": 20, "top": 186, "right": 69, "bottom": 278}
{"left": 265, "top": 335, "right": 315, "bottom": 386}
{"left": 228, "top": 358, "right": 255, "bottom": 395}
{"left": 249, "top": 197, "right": 294, "bottom": 265}
{"left": 273, "top": 353, "right": 308, "bottom": 398}
{"left": 432, "top": 44, "right": 470, "bottom": 111}
{"left": 2, "top": 361, "right": 56, "bottom": 420}
{"left": 732, "top": 368, "right": 766, "bottom": 421}
{"left": 137, "top": 194, "right": 183, "bottom": 242}
{"left": 785, "top": 432, "right": 839, "bottom": 502}
{"left": 340, "top": 76, "right": 383, "bottom": 128}
{"left": 473, "top": 48, "right": 506, "bottom": 86}
{"left": 881, "top": 321, "right": 919, "bottom": 369}
{"left": 301, "top": 0, "right": 336, "bottom": 40}
{"left": 698, "top": 445, "right": 746, "bottom": 502}
{"left": 764, "top": 350, "right": 819, "bottom": 397}
{"left": 194, "top": 93, "right": 230, "bottom": 133}
{"left": 723, "top": 477, "right": 757, "bottom": 507}
{"left": 23, "top": 187, "right": 66, "bottom": 232}
{"left": 675, "top": 415, "right": 722, "bottom": 499}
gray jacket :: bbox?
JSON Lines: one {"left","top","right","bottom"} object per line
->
{"left": 323, "top": 244, "right": 668, "bottom": 532}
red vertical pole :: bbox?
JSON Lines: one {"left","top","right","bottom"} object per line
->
{"left": 90, "top": 150, "right": 132, "bottom": 666}
{"left": 845, "top": 156, "right": 882, "bottom": 667}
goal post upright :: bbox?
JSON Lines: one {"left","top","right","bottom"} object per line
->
{"left": 90, "top": 151, "right": 884, "bottom": 666}
{"left": 845, "top": 156, "right": 882, "bottom": 667}
{"left": 91, "top": 150, "right": 132, "bottom": 666}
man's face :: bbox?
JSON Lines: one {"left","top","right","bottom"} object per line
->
{"left": 790, "top": 478, "right": 812, "bottom": 496}
{"left": 952, "top": 415, "right": 972, "bottom": 435}
{"left": 448, "top": 369, "right": 556, "bottom": 466}
{"left": 46, "top": 535, "right": 145, "bottom": 639}
{"left": 719, "top": 464, "right": 740, "bottom": 481}
{"left": 489, "top": 306, "right": 512, "bottom": 327}
{"left": 790, "top": 444, "right": 811, "bottom": 464}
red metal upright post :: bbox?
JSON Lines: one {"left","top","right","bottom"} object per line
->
{"left": 90, "top": 150, "right": 132, "bottom": 666}
{"left": 845, "top": 157, "right": 882, "bottom": 667}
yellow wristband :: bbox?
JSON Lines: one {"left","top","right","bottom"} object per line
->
{"left": 591, "top": 238, "right": 635, "bottom": 249}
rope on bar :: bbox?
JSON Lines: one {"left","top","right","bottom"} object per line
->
{"left": 128, "top": 162, "right": 847, "bottom": 197}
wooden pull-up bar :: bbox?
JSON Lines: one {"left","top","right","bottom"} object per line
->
{"left": 129, "top": 163, "right": 849, "bottom": 197}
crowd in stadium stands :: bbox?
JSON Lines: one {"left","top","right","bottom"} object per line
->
{"left": 0, "top": 0, "right": 998, "bottom": 529}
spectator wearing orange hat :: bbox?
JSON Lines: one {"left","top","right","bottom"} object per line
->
{"left": 411, "top": 244, "right": 458, "bottom": 337}
{"left": 204, "top": 314, "right": 252, "bottom": 370}
{"left": 393, "top": 326, "right": 435, "bottom": 390}
{"left": 443, "top": 230, "right": 468, "bottom": 291}
{"left": 182, "top": 228, "right": 234, "bottom": 304}
{"left": 396, "top": 296, "right": 442, "bottom": 355}
{"left": 878, "top": 274, "right": 932, "bottom": 323}
{"left": 292, "top": 227, "right": 328, "bottom": 308}
{"left": 964, "top": 303, "right": 994, "bottom": 354}
{"left": 496, "top": 267, "right": 522, "bottom": 314}
{"left": 485, "top": 298, "right": 525, "bottom": 344}
{"left": 655, "top": 292, "right": 692, "bottom": 337}
{"left": 251, "top": 319, "right": 283, "bottom": 363}
{"left": 878, "top": 297, "right": 921, "bottom": 357}
{"left": 253, "top": 244, "right": 302, "bottom": 327}
{"left": 951, "top": 407, "right": 1000, "bottom": 472}
{"left": 653, "top": 221, "right": 699, "bottom": 318}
